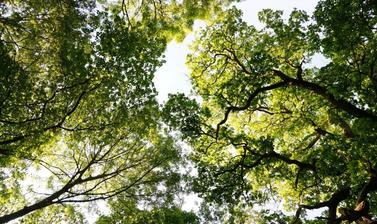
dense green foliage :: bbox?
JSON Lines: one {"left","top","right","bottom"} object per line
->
{"left": 2, "top": 0, "right": 376, "bottom": 223}
{"left": 97, "top": 206, "right": 199, "bottom": 224}
{"left": 97, "top": 197, "right": 199, "bottom": 224}
{"left": 165, "top": 0, "right": 377, "bottom": 223}
{"left": 0, "top": 0, "right": 232, "bottom": 222}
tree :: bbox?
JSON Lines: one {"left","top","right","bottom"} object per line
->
{"left": 0, "top": 0, "right": 234, "bottom": 161}
{"left": 0, "top": 0, "right": 168, "bottom": 221}
{"left": 97, "top": 206, "right": 199, "bottom": 224}
{"left": 0, "top": 0, "right": 235, "bottom": 222}
{"left": 96, "top": 196, "right": 199, "bottom": 224}
{"left": 16, "top": 204, "right": 85, "bottom": 224}
{"left": 165, "top": 0, "right": 377, "bottom": 223}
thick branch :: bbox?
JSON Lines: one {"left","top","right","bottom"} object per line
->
{"left": 273, "top": 70, "right": 377, "bottom": 122}
{"left": 267, "top": 151, "right": 316, "bottom": 171}
{"left": 300, "top": 188, "right": 350, "bottom": 224}
{"left": 0, "top": 138, "right": 150, "bottom": 223}
{"left": 216, "top": 82, "right": 287, "bottom": 138}
{"left": 0, "top": 178, "right": 79, "bottom": 223}
{"left": 357, "top": 162, "right": 377, "bottom": 204}
{"left": 216, "top": 145, "right": 316, "bottom": 179}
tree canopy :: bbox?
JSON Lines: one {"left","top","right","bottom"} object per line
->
{"left": 96, "top": 195, "right": 200, "bottom": 224}
{"left": 0, "top": 0, "right": 232, "bottom": 222}
{"left": 1, "top": 0, "right": 377, "bottom": 223}
{"left": 165, "top": 0, "right": 377, "bottom": 223}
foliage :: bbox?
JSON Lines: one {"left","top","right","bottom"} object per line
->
{"left": 96, "top": 197, "right": 199, "bottom": 224}
{"left": 164, "top": 0, "right": 377, "bottom": 223}
{"left": 0, "top": 0, "right": 234, "bottom": 222}
{"left": 162, "top": 93, "right": 206, "bottom": 140}
{"left": 99, "top": 0, "right": 237, "bottom": 42}
{"left": 18, "top": 204, "right": 86, "bottom": 224}
{"left": 3, "top": 0, "right": 375, "bottom": 223}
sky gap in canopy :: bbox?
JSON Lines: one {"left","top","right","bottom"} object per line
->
{"left": 153, "top": 0, "right": 326, "bottom": 103}
{"left": 153, "top": 0, "right": 325, "bottom": 215}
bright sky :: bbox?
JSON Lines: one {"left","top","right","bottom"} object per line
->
{"left": 153, "top": 0, "right": 324, "bottom": 216}
{"left": 153, "top": 0, "right": 321, "bottom": 103}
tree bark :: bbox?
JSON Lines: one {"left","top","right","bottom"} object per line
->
{"left": 0, "top": 180, "right": 76, "bottom": 223}
{"left": 273, "top": 70, "right": 377, "bottom": 122}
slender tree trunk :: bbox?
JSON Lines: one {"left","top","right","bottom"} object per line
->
{"left": 0, "top": 181, "right": 75, "bottom": 223}
{"left": 0, "top": 198, "right": 53, "bottom": 223}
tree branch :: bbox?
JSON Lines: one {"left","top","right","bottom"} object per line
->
{"left": 216, "top": 82, "right": 287, "bottom": 138}
{"left": 300, "top": 188, "right": 350, "bottom": 224}
{"left": 273, "top": 70, "right": 377, "bottom": 122}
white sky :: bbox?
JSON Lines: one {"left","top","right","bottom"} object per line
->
{"left": 154, "top": 0, "right": 325, "bottom": 217}
{"left": 153, "top": 0, "right": 321, "bottom": 103}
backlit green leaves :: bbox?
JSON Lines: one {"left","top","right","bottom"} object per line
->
{"left": 183, "top": 1, "right": 377, "bottom": 223}
{"left": 0, "top": 0, "right": 236, "bottom": 222}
